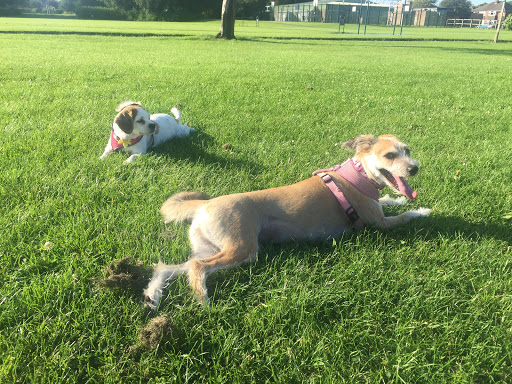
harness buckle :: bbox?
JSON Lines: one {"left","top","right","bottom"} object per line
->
{"left": 345, "top": 207, "right": 359, "bottom": 223}
{"left": 320, "top": 173, "right": 332, "bottom": 182}
{"left": 352, "top": 159, "right": 363, "bottom": 171}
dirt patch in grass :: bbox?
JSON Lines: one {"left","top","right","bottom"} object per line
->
{"left": 99, "top": 256, "right": 152, "bottom": 294}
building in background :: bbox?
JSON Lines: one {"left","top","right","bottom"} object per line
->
{"left": 472, "top": 1, "right": 511, "bottom": 24}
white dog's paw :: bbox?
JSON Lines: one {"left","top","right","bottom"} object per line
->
{"left": 410, "top": 207, "right": 432, "bottom": 217}
{"left": 380, "top": 194, "right": 407, "bottom": 207}
{"left": 142, "top": 288, "right": 162, "bottom": 311}
{"left": 123, "top": 154, "right": 139, "bottom": 164}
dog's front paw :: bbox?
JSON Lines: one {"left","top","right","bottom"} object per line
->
{"left": 142, "top": 289, "right": 162, "bottom": 312}
{"left": 124, "top": 155, "right": 139, "bottom": 164}
{"left": 411, "top": 207, "right": 431, "bottom": 217}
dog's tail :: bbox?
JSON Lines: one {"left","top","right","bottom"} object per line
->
{"left": 160, "top": 192, "right": 209, "bottom": 223}
{"left": 171, "top": 103, "right": 182, "bottom": 124}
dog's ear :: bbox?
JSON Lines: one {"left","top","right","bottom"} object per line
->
{"left": 114, "top": 108, "right": 135, "bottom": 134}
{"left": 343, "top": 135, "right": 377, "bottom": 153}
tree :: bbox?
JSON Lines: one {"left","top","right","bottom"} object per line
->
{"left": 60, "top": 0, "right": 78, "bottom": 12}
{"left": 134, "top": 0, "right": 159, "bottom": 13}
{"left": 504, "top": 14, "right": 512, "bottom": 31}
{"left": 438, "top": 0, "right": 472, "bottom": 18}
{"left": 411, "top": 0, "right": 437, "bottom": 8}
{"left": 217, "top": 0, "right": 236, "bottom": 39}
{"left": 103, "top": 0, "right": 135, "bottom": 11}
{"left": 0, "top": 0, "right": 29, "bottom": 6}
{"left": 237, "top": 0, "right": 267, "bottom": 19}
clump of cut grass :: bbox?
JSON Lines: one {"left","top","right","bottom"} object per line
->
{"left": 137, "top": 314, "right": 176, "bottom": 351}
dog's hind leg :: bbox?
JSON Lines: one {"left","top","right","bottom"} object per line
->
{"left": 143, "top": 216, "right": 221, "bottom": 311}
{"left": 143, "top": 261, "right": 189, "bottom": 311}
{"left": 187, "top": 241, "right": 259, "bottom": 305}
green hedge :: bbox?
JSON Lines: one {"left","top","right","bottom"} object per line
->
{"left": 0, "top": 7, "right": 23, "bottom": 17}
{"left": 75, "top": 6, "right": 125, "bottom": 20}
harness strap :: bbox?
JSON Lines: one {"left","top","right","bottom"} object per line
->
{"left": 314, "top": 158, "right": 384, "bottom": 229}
{"left": 316, "top": 172, "right": 364, "bottom": 229}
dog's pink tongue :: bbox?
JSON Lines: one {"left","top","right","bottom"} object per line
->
{"left": 393, "top": 175, "right": 417, "bottom": 200}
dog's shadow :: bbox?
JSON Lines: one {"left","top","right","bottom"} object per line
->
{"left": 151, "top": 128, "right": 264, "bottom": 175}
{"left": 99, "top": 215, "right": 510, "bottom": 309}
{"left": 205, "top": 214, "right": 511, "bottom": 304}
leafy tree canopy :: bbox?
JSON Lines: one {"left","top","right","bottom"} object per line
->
{"left": 411, "top": 0, "right": 437, "bottom": 8}
{"left": 0, "top": 0, "right": 29, "bottom": 6}
{"left": 439, "top": 0, "right": 472, "bottom": 17}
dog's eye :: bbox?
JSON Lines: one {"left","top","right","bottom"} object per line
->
{"left": 404, "top": 148, "right": 411, "bottom": 156}
{"left": 137, "top": 119, "right": 144, "bottom": 124}
{"left": 385, "top": 153, "right": 396, "bottom": 160}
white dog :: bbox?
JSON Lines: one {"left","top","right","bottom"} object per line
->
{"left": 100, "top": 101, "right": 195, "bottom": 163}
{"left": 143, "top": 134, "right": 431, "bottom": 310}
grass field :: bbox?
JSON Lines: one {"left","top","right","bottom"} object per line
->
{"left": 0, "top": 17, "right": 511, "bottom": 383}
{"left": 2, "top": 17, "right": 512, "bottom": 41}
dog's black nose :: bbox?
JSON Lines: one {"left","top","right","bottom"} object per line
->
{"left": 408, "top": 165, "right": 418, "bottom": 176}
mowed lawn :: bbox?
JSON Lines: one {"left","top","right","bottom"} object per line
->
{"left": 0, "top": 18, "right": 511, "bottom": 383}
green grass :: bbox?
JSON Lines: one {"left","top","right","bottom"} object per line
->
{"left": 1, "top": 17, "right": 512, "bottom": 41}
{"left": 0, "top": 18, "right": 511, "bottom": 383}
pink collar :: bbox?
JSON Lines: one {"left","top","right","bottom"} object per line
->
{"left": 313, "top": 158, "right": 383, "bottom": 228}
{"left": 110, "top": 129, "right": 143, "bottom": 152}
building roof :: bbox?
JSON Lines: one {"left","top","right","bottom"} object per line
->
{"left": 473, "top": 1, "right": 512, "bottom": 13}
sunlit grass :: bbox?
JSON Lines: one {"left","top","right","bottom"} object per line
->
{"left": 0, "top": 18, "right": 511, "bottom": 383}
{"left": 1, "top": 17, "right": 511, "bottom": 41}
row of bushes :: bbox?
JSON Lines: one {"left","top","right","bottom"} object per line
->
{"left": 75, "top": 6, "right": 203, "bottom": 21}
{"left": 0, "top": 7, "right": 23, "bottom": 17}
{"left": 0, "top": 6, "right": 208, "bottom": 20}
{"left": 75, "top": 6, "right": 125, "bottom": 20}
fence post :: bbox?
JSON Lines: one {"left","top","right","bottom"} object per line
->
{"left": 364, "top": 0, "right": 370, "bottom": 34}
{"left": 357, "top": 0, "right": 363, "bottom": 34}
{"left": 392, "top": 5, "right": 398, "bottom": 34}
{"left": 399, "top": 0, "right": 406, "bottom": 35}
{"left": 494, "top": 1, "right": 506, "bottom": 43}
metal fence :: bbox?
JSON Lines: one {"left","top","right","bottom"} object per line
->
{"left": 273, "top": 3, "right": 389, "bottom": 24}
{"left": 273, "top": 3, "right": 450, "bottom": 28}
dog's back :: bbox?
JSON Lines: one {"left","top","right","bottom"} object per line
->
{"left": 160, "top": 192, "right": 209, "bottom": 223}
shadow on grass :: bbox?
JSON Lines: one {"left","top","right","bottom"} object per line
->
{"left": 413, "top": 214, "right": 511, "bottom": 244}
{"left": 373, "top": 43, "right": 512, "bottom": 56}
{"left": 205, "top": 213, "right": 511, "bottom": 303}
{"left": 100, "top": 213, "right": 510, "bottom": 356}
{"left": 100, "top": 212, "right": 510, "bottom": 305}
{"left": 151, "top": 128, "right": 265, "bottom": 176}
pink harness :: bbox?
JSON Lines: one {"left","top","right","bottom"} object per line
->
{"left": 313, "top": 158, "right": 383, "bottom": 228}
{"left": 110, "top": 129, "right": 143, "bottom": 152}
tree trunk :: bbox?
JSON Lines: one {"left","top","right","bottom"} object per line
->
{"left": 217, "top": 0, "right": 236, "bottom": 39}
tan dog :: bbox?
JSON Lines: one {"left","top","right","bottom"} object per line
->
{"left": 143, "top": 134, "right": 431, "bottom": 310}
